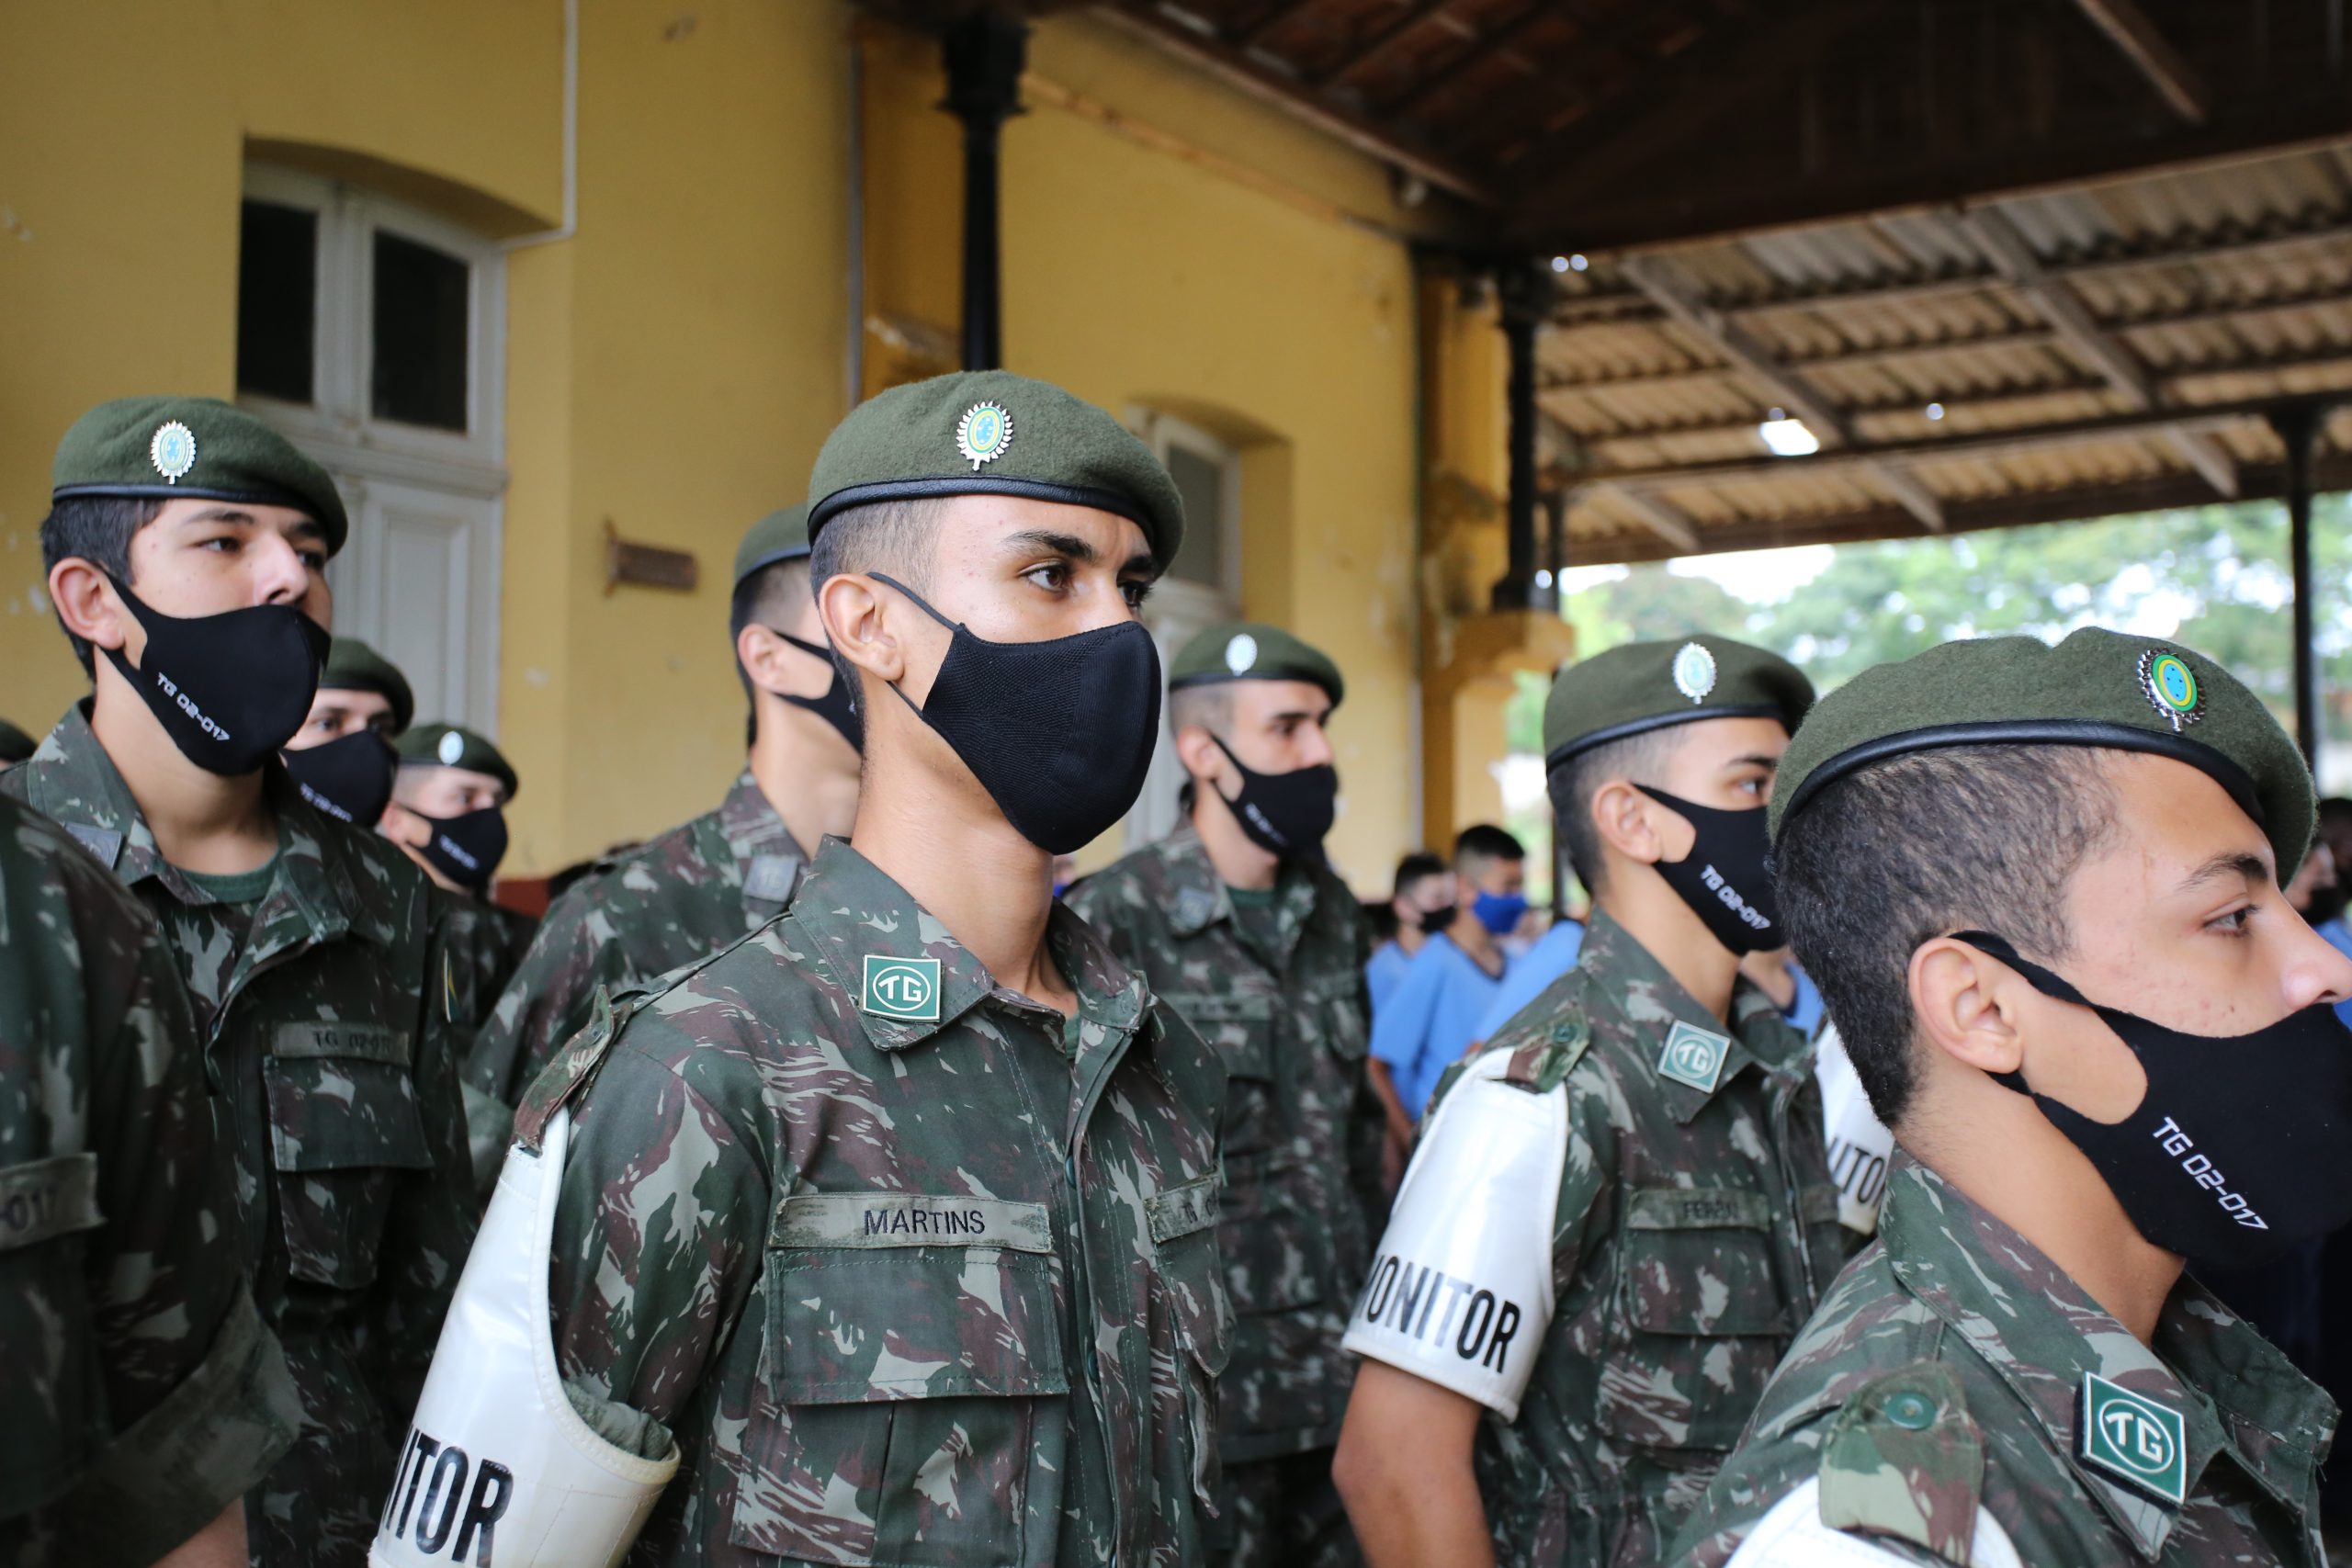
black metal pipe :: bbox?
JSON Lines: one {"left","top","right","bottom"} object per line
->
{"left": 1492, "top": 263, "right": 1545, "bottom": 610}
{"left": 942, "top": 14, "right": 1025, "bottom": 372}
{"left": 2270, "top": 404, "right": 2322, "bottom": 767}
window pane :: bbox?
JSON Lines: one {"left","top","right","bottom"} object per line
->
{"left": 371, "top": 231, "right": 469, "bottom": 431}
{"left": 1166, "top": 446, "right": 1226, "bottom": 588}
{"left": 237, "top": 201, "right": 316, "bottom": 404}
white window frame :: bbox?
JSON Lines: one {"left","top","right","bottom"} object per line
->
{"left": 237, "top": 164, "right": 507, "bottom": 502}
{"left": 1133, "top": 409, "right": 1244, "bottom": 617}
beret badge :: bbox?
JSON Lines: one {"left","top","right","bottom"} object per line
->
{"left": 149, "top": 421, "right": 197, "bottom": 483}
{"left": 956, "top": 401, "right": 1013, "bottom": 471}
{"left": 437, "top": 730, "right": 466, "bottom": 765}
{"left": 2139, "top": 649, "right": 2204, "bottom": 731}
{"left": 1225, "top": 633, "right": 1259, "bottom": 675}
{"left": 1671, "top": 641, "right": 1718, "bottom": 705}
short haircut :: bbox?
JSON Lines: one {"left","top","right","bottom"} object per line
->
{"left": 1775, "top": 745, "right": 2116, "bottom": 1125}
{"left": 806, "top": 496, "right": 947, "bottom": 696}
{"left": 39, "top": 496, "right": 164, "bottom": 674}
{"left": 729, "top": 556, "right": 812, "bottom": 745}
{"left": 1167, "top": 682, "right": 1232, "bottom": 740}
{"left": 1392, "top": 851, "right": 1447, "bottom": 900}
{"left": 1545, "top": 727, "right": 1679, "bottom": 897}
{"left": 1453, "top": 823, "right": 1525, "bottom": 875}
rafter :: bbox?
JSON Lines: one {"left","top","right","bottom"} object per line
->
{"left": 2070, "top": 0, "right": 2208, "bottom": 123}
{"left": 1385, "top": 0, "right": 1564, "bottom": 118}
{"left": 1596, "top": 483, "right": 1701, "bottom": 552}
{"left": 1955, "top": 205, "right": 2237, "bottom": 496}
{"left": 1306, "top": 0, "right": 1455, "bottom": 87}
{"left": 1233, "top": 0, "right": 1317, "bottom": 49}
{"left": 1618, "top": 254, "right": 1947, "bottom": 531}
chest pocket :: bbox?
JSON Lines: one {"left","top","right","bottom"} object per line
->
{"left": 1167, "top": 991, "right": 1280, "bottom": 1162}
{"left": 1598, "top": 1186, "right": 1795, "bottom": 1453}
{"left": 263, "top": 1023, "right": 431, "bottom": 1291}
{"left": 1307, "top": 976, "right": 1370, "bottom": 1063}
{"left": 738, "top": 1192, "right": 1071, "bottom": 1568}
{"left": 0, "top": 1152, "right": 105, "bottom": 1520}
{"left": 1147, "top": 1175, "right": 1232, "bottom": 1512}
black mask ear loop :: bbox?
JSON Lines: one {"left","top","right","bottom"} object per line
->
{"left": 1946, "top": 930, "right": 2096, "bottom": 1095}
{"left": 863, "top": 572, "right": 962, "bottom": 720}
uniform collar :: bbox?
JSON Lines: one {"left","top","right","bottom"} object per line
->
{"left": 1575, "top": 908, "right": 1802, "bottom": 1123}
{"left": 16, "top": 704, "right": 398, "bottom": 951}
{"left": 1880, "top": 1157, "right": 2334, "bottom": 1559}
{"left": 713, "top": 769, "right": 803, "bottom": 909}
{"left": 1157, "top": 818, "right": 1318, "bottom": 965}
{"left": 793, "top": 837, "right": 1150, "bottom": 1057}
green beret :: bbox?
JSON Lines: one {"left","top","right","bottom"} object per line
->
{"left": 1544, "top": 636, "right": 1815, "bottom": 768}
{"left": 396, "top": 723, "right": 519, "bottom": 800}
{"left": 733, "top": 504, "right": 812, "bottom": 588}
{"left": 1771, "top": 628, "right": 2312, "bottom": 871}
{"left": 51, "top": 396, "right": 348, "bottom": 556}
{"left": 1168, "top": 622, "right": 1344, "bottom": 708}
{"left": 806, "top": 370, "right": 1184, "bottom": 570}
{"left": 319, "top": 637, "right": 415, "bottom": 736}
{"left": 0, "top": 718, "right": 36, "bottom": 765}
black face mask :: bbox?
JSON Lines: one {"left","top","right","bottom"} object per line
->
{"left": 1413, "top": 904, "right": 1458, "bottom": 935}
{"left": 1209, "top": 734, "right": 1336, "bottom": 858}
{"left": 1956, "top": 931, "right": 2352, "bottom": 1268}
{"left": 1635, "top": 786, "right": 1783, "bottom": 954}
{"left": 775, "top": 629, "right": 864, "bottom": 753}
{"left": 871, "top": 574, "right": 1160, "bottom": 854}
{"left": 284, "top": 731, "right": 396, "bottom": 827}
{"left": 103, "top": 578, "right": 330, "bottom": 776}
{"left": 418, "top": 807, "right": 509, "bottom": 893}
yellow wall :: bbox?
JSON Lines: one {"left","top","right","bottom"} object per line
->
{"left": 4, "top": 3, "right": 1460, "bottom": 893}
{"left": 862, "top": 16, "right": 1428, "bottom": 894}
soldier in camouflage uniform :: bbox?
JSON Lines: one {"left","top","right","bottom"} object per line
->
{"left": 1336, "top": 637, "right": 1846, "bottom": 1568}
{"left": 1067, "top": 621, "right": 1380, "bottom": 1568}
{"left": 13, "top": 397, "right": 479, "bottom": 1565}
{"left": 1, "top": 793, "right": 300, "bottom": 1567}
{"left": 0, "top": 716, "right": 38, "bottom": 769}
{"left": 494, "top": 369, "right": 1229, "bottom": 1565}
{"left": 1669, "top": 629, "right": 2349, "bottom": 1567}
{"left": 461, "top": 503, "right": 860, "bottom": 1171}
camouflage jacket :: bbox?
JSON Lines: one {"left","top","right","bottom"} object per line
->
{"left": 0, "top": 794, "right": 300, "bottom": 1568}
{"left": 464, "top": 770, "right": 801, "bottom": 1127}
{"left": 1065, "top": 821, "right": 1382, "bottom": 1464}
{"left": 520, "top": 837, "right": 1231, "bottom": 1567}
{"left": 1387, "top": 910, "right": 1846, "bottom": 1567}
{"left": 430, "top": 889, "right": 539, "bottom": 1185}
{"left": 5, "top": 705, "right": 480, "bottom": 1566}
{"left": 1669, "top": 1157, "right": 2335, "bottom": 1567}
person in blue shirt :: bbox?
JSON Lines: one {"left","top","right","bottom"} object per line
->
{"left": 1366, "top": 851, "right": 1455, "bottom": 1012}
{"left": 1367, "top": 825, "right": 1525, "bottom": 1145}
{"left": 1471, "top": 914, "right": 1584, "bottom": 1041}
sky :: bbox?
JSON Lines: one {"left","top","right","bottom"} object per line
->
{"left": 1560, "top": 542, "right": 1834, "bottom": 605}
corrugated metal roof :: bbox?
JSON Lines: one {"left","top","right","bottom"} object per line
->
{"left": 1549, "top": 142, "right": 2352, "bottom": 561}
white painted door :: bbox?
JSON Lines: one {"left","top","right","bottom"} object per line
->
{"left": 328, "top": 478, "right": 503, "bottom": 732}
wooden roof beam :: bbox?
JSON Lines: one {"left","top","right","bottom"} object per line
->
{"left": 2070, "top": 0, "right": 2209, "bottom": 124}
{"left": 1306, "top": 0, "right": 1455, "bottom": 86}
{"left": 1597, "top": 483, "right": 1701, "bottom": 552}
{"left": 1233, "top": 0, "right": 1316, "bottom": 48}
{"left": 1387, "top": 0, "right": 1565, "bottom": 117}
{"left": 1618, "top": 255, "right": 1947, "bottom": 531}
{"left": 1577, "top": 389, "right": 2346, "bottom": 488}
{"left": 1958, "top": 206, "right": 2239, "bottom": 497}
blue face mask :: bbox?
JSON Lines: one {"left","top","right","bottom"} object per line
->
{"left": 1473, "top": 890, "right": 1529, "bottom": 936}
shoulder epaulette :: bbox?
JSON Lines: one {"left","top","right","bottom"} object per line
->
{"left": 1499, "top": 964, "right": 1595, "bottom": 1097}
{"left": 514, "top": 981, "right": 651, "bottom": 1150}
{"left": 1818, "top": 1361, "right": 1985, "bottom": 1567}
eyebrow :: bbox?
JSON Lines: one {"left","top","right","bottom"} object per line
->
{"left": 1726, "top": 752, "right": 1781, "bottom": 773}
{"left": 174, "top": 507, "right": 326, "bottom": 544}
{"left": 1004, "top": 528, "right": 1098, "bottom": 564}
{"left": 2178, "top": 851, "right": 2269, "bottom": 892}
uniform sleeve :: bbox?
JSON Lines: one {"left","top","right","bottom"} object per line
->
{"left": 1368, "top": 952, "right": 1442, "bottom": 1077}
{"left": 548, "top": 1033, "right": 770, "bottom": 1430}
{"left": 365, "top": 895, "right": 486, "bottom": 1429}
{"left": 1341, "top": 1055, "right": 1609, "bottom": 1419}
{"left": 1668, "top": 1410, "right": 1847, "bottom": 1566}
{"left": 44, "top": 856, "right": 297, "bottom": 1562}
{"left": 466, "top": 880, "right": 630, "bottom": 1109}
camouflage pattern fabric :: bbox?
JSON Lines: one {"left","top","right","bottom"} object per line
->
{"left": 0, "top": 793, "right": 300, "bottom": 1568}
{"left": 5, "top": 705, "right": 481, "bottom": 1567}
{"left": 1669, "top": 1156, "right": 2336, "bottom": 1567}
{"left": 1065, "top": 822, "right": 1378, "bottom": 1562}
{"left": 1439, "top": 910, "right": 1847, "bottom": 1567}
{"left": 431, "top": 889, "right": 541, "bottom": 1186}
{"left": 463, "top": 771, "right": 800, "bottom": 1143}
{"left": 519, "top": 837, "right": 1230, "bottom": 1566}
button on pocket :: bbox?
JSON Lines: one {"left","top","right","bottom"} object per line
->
{"left": 263, "top": 1052, "right": 432, "bottom": 1290}
{"left": 737, "top": 1197, "right": 1069, "bottom": 1568}
{"left": 1597, "top": 1186, "right": 1792, "bottom": 1452}
{"left": 1148, "top": 1174, "right": 1230, "bottom": 1509}
{"left": 1166, "top": 993, "right": 1278, "bottom": 1157}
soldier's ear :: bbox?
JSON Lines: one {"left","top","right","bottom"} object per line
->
{"left": 818, "top": 573, "right": 911, "bottom": 688}
{"left": 1908, "top": 938, "right": 2027, "bottom": 1078}
{"left": 1171, "top": 724, "right": 1225, "bottom": 790}
{"left": 1589, "top": 778, "right": 1668, "bottom": 869}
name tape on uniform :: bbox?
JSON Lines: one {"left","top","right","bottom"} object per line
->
{"left": 773, "top": 1192, "right": 1052, "bottom": 1253}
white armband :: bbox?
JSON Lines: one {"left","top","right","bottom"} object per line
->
{"left": 1341, "top": 1051, "right": 1564, "bottom": 1418}
{"left": 1726, "top": 1478, "right": 2022, "bottom": 1568}
{"left": 1815, "top": 1025, "right": 1896, "bottom": 1235}
{"left": 371, "top": 1110, "right": 678, "bottom": 1568}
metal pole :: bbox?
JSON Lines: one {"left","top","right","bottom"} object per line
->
{"left": 2270, "top": 404, "right": 2321, "bottom": 767}
{"left": 942, "top": 13, "right": 1025, "bottom": 372}
{"left": 1491, "top": 262, "right": 1546, "bottom": 610}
